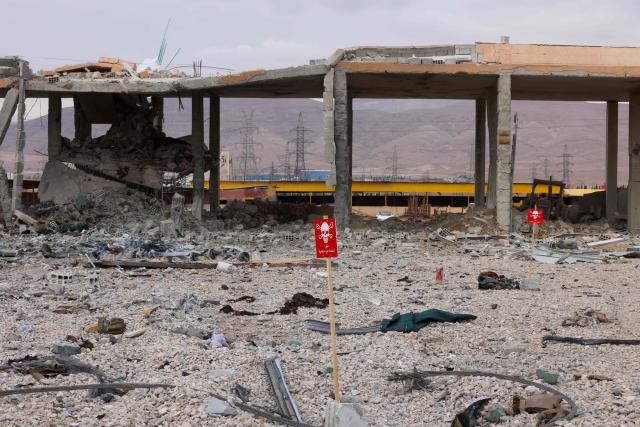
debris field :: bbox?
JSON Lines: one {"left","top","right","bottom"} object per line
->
{"left": 2, "top": 204, "right": 640, "bottom": 426}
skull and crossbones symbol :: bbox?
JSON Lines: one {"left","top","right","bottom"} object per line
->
{"left": 316, "top": 221, "right": 334, "bottom": 245}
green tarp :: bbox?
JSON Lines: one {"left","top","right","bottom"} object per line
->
{"left": 381, "top": 309, "right": 477, "bottom": 333}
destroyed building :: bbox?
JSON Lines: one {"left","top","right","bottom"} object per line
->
{"left": 2, "top": 42, "right": 640, "bottom": 427}
{"left": 2, "top": 40, "right": 640, "bottom": 231}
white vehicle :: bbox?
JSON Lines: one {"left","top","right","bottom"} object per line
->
{"left": 376, "top": 210, "right": 396, "bottom": 222}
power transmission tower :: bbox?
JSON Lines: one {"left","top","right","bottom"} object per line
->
{"left": 234, "top": 110, "right": 262, "bottom": 181}
{"left": 289, "top": 112, "right": 313, "bottom": 176}
{"left": 561, "top": 144, "right": 574, "bottom": 186}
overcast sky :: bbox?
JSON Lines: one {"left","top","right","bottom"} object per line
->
{"left": 4, "top": 0, "right": 640, "bottom": 74}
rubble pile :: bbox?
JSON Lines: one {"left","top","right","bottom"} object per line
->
{"left": 218, "top": 199, "right": 313, "bottom": 229}
{"left": 40, "top": 56, "right": 186, "bottom": 79}
{"left": 60, "top": 97, "right": 197, "bottom": 179}
{"left": 25, "top": 188, "right": 188, "bottom": 234}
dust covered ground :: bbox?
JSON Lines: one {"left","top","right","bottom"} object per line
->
{"left": 1, "top": 219, "right": 640, "bottom": 426}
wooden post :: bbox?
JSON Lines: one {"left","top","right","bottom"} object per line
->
{"left": 324, "top": 214, "right": 340, "bottom": 403}
{"left": 529, "top": 206, "right": 537, "bottom": 277}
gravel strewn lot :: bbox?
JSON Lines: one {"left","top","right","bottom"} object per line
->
{"left": 1, "top": 225, "right": 639, "bottom": 426}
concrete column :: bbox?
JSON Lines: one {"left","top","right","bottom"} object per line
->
{"left": 11, "top": 61, "right": 27, "bottom": 212}
{"left": 48, "top": 95, "right": 62, "bottom": 159}
{"left": 209, "top": 95, "right": 221, "bottom": 212}
{"left": 347, "top": 94, "right": 353, "bottom": 210}
{"left": 486, "top": 84, "right": 498, "bottom": 209}
{"left": 73, "top": 96, "right": 90, "bottom": 142}
{"left": 191, "top": 94, "right": 204, "bottom": 220}
{"left": 628, "top": 91, "right": 640, "bottom": 233}
{"left": 151, "top": 96, "right": 163, "bottom": 132}
{"left": 606, "top": 101, "right": 618, "bottom": 221}
{"left": 496, "top": 74, "right": 513, "bottom": 232}
{"left": 333, "top": 70, "right": 352, "bottom": 229}
{"left": 474, "top": 98, "right": 487, "bottom": 207}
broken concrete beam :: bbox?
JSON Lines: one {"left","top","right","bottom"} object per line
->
{"left": 0, "top": 87, "right": 18, "bottom": 147}
{"left": 89, "top": 259, "right": 219, "bottom": 270}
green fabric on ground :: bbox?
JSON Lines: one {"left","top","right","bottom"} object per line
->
{"left": 381, "top": 309, "right": 477, "bottom": 333}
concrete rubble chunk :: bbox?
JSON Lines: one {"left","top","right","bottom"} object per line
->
{"left": 51, "top": 342, "right": 81, "bottom": 356}
{"left": 208, "top": 368, "right": 235, "bottom": 380}
{"left": 520, "top": 278, "right": 540, "bottom": 291}
{"left": 206, "top": 397, "right": 237, "bottom": 416}
{"left": 536, "top": 368, "right": 560, "bottom": 385}
{"left": 485, "top": 403, "right": 507, "bottom": 423}
{"left": 216, "top": 261, "right": 234, "bottom": 273}
{"left": 324, "top": 400, "right": 368, "bottom": 427}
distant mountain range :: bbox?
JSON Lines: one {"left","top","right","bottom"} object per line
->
{"left": 0, "top": 97, "right": 628, "bottom": 186}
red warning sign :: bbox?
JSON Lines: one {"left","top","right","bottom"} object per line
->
{"left": 527, "top": 209, "right": 544, "bottom": 225}
{"left": 314, "top": 218, "right": 338, "bottom": 258}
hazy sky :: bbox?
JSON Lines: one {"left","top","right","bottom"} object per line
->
{"left": 4, "top": 0, "right": 640, "bottom": 74}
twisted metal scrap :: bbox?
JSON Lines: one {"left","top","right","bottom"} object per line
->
{"left": 389, "top": 369, "right": 577, "bottom": 427}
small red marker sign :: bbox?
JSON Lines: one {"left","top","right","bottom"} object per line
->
{"left": 527, "top": 209, "right": 544, "bottom": 225}
{"left": 314, "top": 218, "right": 338, "bottom": 258}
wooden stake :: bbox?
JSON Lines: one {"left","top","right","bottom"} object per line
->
{"left": 324, "top": 215, "right": 340, "bottom": 402}
{"left": 528, "top": 205, "right": 537, "bottom": 278}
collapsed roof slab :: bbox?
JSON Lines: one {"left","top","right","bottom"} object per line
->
{"left": 21, "top": 64, "right": 328, "bottom": 99}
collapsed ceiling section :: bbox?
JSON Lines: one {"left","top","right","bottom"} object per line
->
{"left": 57, "top": 94, "right": 207, "bottom": 190}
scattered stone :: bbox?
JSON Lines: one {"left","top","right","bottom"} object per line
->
{"left": 536, "top": 368, "right": 560, "bottom": 385}
{"left": 208, "top": 368, "right": 235, "bottom": 380}
{"left": 434, "top": 389, "right": 449, "bottom": 401}
{"left": 51, "top": 342, "right": 81, "bottom": 356}
{"left": 485, "top": 403, "right": 507, "bottom": 423}
{"left": 324, "top": 400, "right": 368, "bottom": 427}
{"left": 206, "top": 397, "right": 237, "bottom": 416}
{"left": 520, "top": 278, "right": 541, "bottom": 291}
{"left": 216, "top": 261, "right": 235, "bottom": 273}
{"left": 124, "top": 329, "right": 146, "bottom": 339}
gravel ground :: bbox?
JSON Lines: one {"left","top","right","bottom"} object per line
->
{"left": 1, "top": 224, "right": 639, "bottom": 426}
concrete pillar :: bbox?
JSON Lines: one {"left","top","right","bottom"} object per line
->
{"left": 73, "top": 96, "right": 90, "bottom": 142}
{"left": 496, "top": 74, "right": 513, "bottom": 232}
{"left": 151, "top": 96, "right": 163, "bottom": 132}
{"left": 0, "top": 88, "right": 18, "bottom": 147}
{"left": 333, "top": 70, "right": 352, "bottom": 229}
{"left": 48, "top": 95, "right": 62, "bottom": 159}
{"left": 606, "top": 101, "right": 618, "bottom": 221}
{"left": 347, "top": 94, "right": 353, "bottom": 210}
{"left": 209, "top": 95, "right": 221, "bottom": 212}
{"left": 191, "top": 94, "right": 204, "bottom": 220}
{"left": 628, "top": 91, "right": 640, "bottom": 233}
{"left": 474, "top": 98, "right": 487, "bottom": 207}
{"left": 11, "top": 61, "right": 26, "bottom": 212}
{"left": 486, "top": 85, "right": 498, "bottom": 209}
